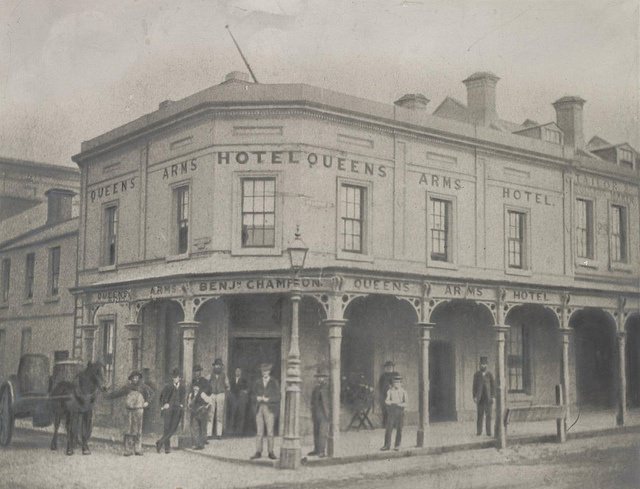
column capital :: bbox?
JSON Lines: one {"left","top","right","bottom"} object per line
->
{"left": 323, "top": 319, "right": 348, "bottom": 328}
{"left": 416, "top": 321, "right": 436, "bottom": 330}
{"left": 559, "top": 327, "right": 572, "bottom": 337}
{"left": 178, "top": 320, "right": 200, "bottom": 329}
{"left": 289, "top": 289, "right": 302, "bottom": 300}
{"left": 493, "top": 324, "right": 510, "bottom": 334}
{"left": 617, "top": 330, "right": 626, "bottom": 340}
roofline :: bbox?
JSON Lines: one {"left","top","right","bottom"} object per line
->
{"left": 0, "top": 156, "right": 79, "bottom": 175}
{"left": 512, "top": 122, "right": 560, "bottom": 134}
{"left": 0, "top": 217, "right": 79, "bottom": 251}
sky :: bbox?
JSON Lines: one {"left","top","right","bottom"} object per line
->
{"left": 0, "top": 0, "right": 638, "bottom": 167}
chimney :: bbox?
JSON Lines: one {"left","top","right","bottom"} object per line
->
{"left": 223, "top": 71, "right": 252, "bottom": 83}
{"left": 158, "top": 100, "right": 174, "bottom": 110}
{"left": 552, "top": 96, "right": 586, "bottom": 149}
{"left": 45, "top": 189, "right": 75, "bottom": 225}
{"left": 394, "top": 93, "right": 429, "bottom": 110}
{"left": 462, "top": 72, "right": 500, "bottom": 126}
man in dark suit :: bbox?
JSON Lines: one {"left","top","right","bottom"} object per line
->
{"left": 250, "top": 363, "right": 280, "bottom": 460}
{"left": 472, "top": 356, "right": 495, "bottom": 436}
{"left": 156, "top": 368, "right": 185, "bottom": 453}
{"left": 229, "top": 367, "right": 249, "bottom": 435}
{"left": 308, "top": 367, "right": 330, "bottom": 457}
{"left": 378, "top": 360, "right": 396, "bottom": 426}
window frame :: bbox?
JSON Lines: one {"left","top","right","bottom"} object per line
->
{"left": 48, "top": 246, "right": 61, "bottom": 297}
{"left": 168, "top": 180, "right": 192, "bottom": 259}
{"left": 336, "top": 177, "right": 373, "bottom": 262}
{"left": 101, "top": 201, "right": 119, "bottom": 268}
{"left": 507, "top": 322, "right": 531, "bottom": 394}
{"left": 575, "top": 197, "right": 595, "bottom": 262}
{"left": 231, "top": 171, "right": 283, "bottom": 256}
{"left": 241, "top": 177, "right": 277, "bottom": 249}
{"left": 618, "top": 148, "right": 634, "bottom": 169}
{"left": 0, "top": 258, "right": 10, "bottom": 304}
{"left": 504, "top": 205, "right": 531, "bottom": 275}
{"left": 425, "top": 191, "right": 458, "bottom": 269}
{"left": 609, "top": 203, "right": 629, "bottom": 266}
{"left": 96, "top": 315, "right": 117, "bottom": 388}
{"left": 543, "top": 127, "right": 562, "bottom": 145}
{"left": 24, "top": 252, "right": 36, "bottom": 301}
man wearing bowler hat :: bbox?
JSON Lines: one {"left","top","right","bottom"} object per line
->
{"left": 156, "top": 368, "right": 185, "bottom": 454}
{"left": 472, "top": 356, "right": 495, "bottom": 436}
{"left": 308, "top": 367, "right": 330, "bottom": 457}
{"left": 250, "top": 363, "right": 280, "bottom": 460}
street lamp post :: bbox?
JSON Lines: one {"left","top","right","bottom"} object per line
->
{"left": 280, "top": 226, "right": 308, "bottom": 470}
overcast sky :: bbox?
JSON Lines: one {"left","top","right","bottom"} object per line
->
{"left": 0, "top": 0, "right": 638, "bottom": 167}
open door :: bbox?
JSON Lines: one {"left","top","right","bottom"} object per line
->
{"left": 429, "top": 340, "right": 456, "bottom": 421}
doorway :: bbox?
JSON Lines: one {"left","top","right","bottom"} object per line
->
{"left": 229, "top": 336, "right": 281, "bottom": 435}
{"left": 429, "top": 340, "right": 456, "bottom": 421}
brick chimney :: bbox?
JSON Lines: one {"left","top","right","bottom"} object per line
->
{"left": 45, "top": 188, "right": 75, "bottom": 225}
{"left": 552, "top": 96, "right": 586, "bottom": 149}
{"left": 463, "top": 72, "right": 500, "bottom": 126}
{"left": 394, "top": 93, "right": 429, "bottom": 110}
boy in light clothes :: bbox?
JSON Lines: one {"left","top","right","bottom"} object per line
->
{"left": 381, "top": 373, "right": 407, "bottom": 451}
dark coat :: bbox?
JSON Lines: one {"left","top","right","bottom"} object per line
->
{"left": 230, "top": 375, "right": 249, "bottom": 395}
{"left": 378, "top": 372, "right": 395, "bottom": 401}
{"left": 472, "top": 370, "right": 495, "bottom": 403}
{"left": 193, "top": 376, "right": 212, "bottom": 396}
{"left": 159, "top": 381, "right": 185, "bottom": 411}
{"left": 252, "top": 377, "right": 280, "bottom": 409}
{"left": 311, "top": 382, "right": 330, "bottom": 421}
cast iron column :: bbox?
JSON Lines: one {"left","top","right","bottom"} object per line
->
{"left": 416, "top": 322, "right": 435, "bottom": 447}
{"left": 617, "top": 331, "right": 627, "bottom": 426}
{"left": 280, "top": 292, "right": 302, "bottom": 469}
{"left": 560, "top": 328, "right": 571, "bottom": 422}
{"left": 178, "top": 320, "right": 199, "bottom": 442}
{"left": 325, "top": 318, "right": 346, "bottom": 457}
{"left": 494, "top": 325, "right": 509, "bottom": 449}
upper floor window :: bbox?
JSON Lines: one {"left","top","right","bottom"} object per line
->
{"left": 174, "top": 186, "right": 190, "bottom": 254}
{"left": 25, "top": 253, "right": 35, "bottom": 300}
{"left": 619, "top": 148, "right": 634, "bottom": 169}
{"left": 1, "top": 258, "right": 10, "bottom": 303}
{"left": 576, "top": 199, "right": 594, "bottom": 259}
{"left": 429, "top": 198, "right": 452, "bottom": 262}
{"left": 507, "top": 323, "right": 529, "bottom": 393}
{"left": 49, "top": 247, "right": 60, "bottom": 296}
{"left": 103, "top": 205, "right": 118, "bottom": 266}
{"left": 611, "top": 204, "right": 627, "bottom": 263}
{"left": 543, "top": 128, "right": 561, "bottom": 145}
{"left": 241, "top": 178, "right": 276, "bottom": 248}
{"left": 340, "top": 184, "right": 365, "bottom": 253}
{"left": 507, "top": 210, "right": 526, "bottom": 269}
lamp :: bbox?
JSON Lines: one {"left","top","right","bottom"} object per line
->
{"left": 287, "top": 225, "right": 308, "bottom": 272}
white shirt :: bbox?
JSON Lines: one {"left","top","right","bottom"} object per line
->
{"left": 385, "top": 386, "right": 408, "bottom": 407}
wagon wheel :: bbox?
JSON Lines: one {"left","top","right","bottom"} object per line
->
{"left": 0, "top": 384, "right": 14, "bottom": 447}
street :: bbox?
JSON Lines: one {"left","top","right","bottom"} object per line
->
{"left": 0, "top": 429, "right": 638, "bottom": 489}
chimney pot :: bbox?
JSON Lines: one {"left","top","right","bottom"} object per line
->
{"left": 394, "top": 93, "right": 429, "bottom": 110}
{"left": 462, "top": 71, "right": 500, "bottom": 126}
{"left": 552, "top": 96, "right": 586, "bottom": 149}
{"left": 223, "top": 71, "right": 252, "bottom": 83}
{"left": 45, "top": 188, "right": 75, "bottom": 225}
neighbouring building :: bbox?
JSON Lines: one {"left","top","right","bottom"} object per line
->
{"left": 0, "top": 158, "right": 79, "bottom": 381}
{"left": 70, "top": 71, "right": 640, "bottom": 448}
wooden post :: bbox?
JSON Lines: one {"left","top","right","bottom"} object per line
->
{"left": 325, "top": 319, "right": 346, "bottom": 457}
{"left": 556, "top": 384, "right": 566, "bottom": 443}
{"left": 617, "top": 331, "right": 627, "bottom": 426}
{"left": 416, "top": 322, "right": 435, "bottom": 447}
{"left": 560, "top": 329, "right": 571, "bottom": 422}
{"left": 178, "top": 320, "right": 199, "bottom": 444}
{"left": 494, "top": 325, "right": 509, "bottom": 450}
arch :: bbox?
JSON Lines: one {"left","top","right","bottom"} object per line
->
{"left": 624, "top": 313, "right": 640, "bottom": 408}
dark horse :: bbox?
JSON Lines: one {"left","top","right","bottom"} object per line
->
{"left": 50, "top": 361, "right": 106, "bottom": 455}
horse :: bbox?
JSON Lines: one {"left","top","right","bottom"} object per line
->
{"left": 50, "top": 361, "right": 106, "bottom": 455}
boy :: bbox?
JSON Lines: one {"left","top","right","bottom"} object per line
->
{"left": 187, "top": 383, "right": 209, "bottom": 449}
{"left": 381, "top": 373, "right": 407, "bottom": 451}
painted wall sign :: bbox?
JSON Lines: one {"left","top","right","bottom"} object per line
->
{"left": 162, "top": 158, "right": 198, "bottom": 180}
{"left": 509, "top": 289, "right": 549, "bottom": 302}
{"left": 442, "top": 284, "right": 484, "bottom": 297}
{"left": 502, "top": 187, "right": 552, "bottom": 205}
{"left": 215, "top": 150, "right": 388, "bottom": 178}
{"left": 351, "top": 278, "right": 413, "bottom": 293}
{"left": 150, "top": 283, "right": 190, "bottom": 297}
{"left": 89, "top": 177, "right": 136, "bottom": 202}
{"left": 198, "top": 277, "right": 328, "bottom": 293}
{"left": 418, "top": 173, "right": 463, "bottom": 190}
{"left": 95, "top": 289, "right": 131, "bottom": 303}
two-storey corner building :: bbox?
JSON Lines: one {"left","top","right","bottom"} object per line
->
{"left": 0, "top": 159, "right": 80, "bottom": 382}
{"left": 70, "top": 71, "right": 640, "bottom": 444}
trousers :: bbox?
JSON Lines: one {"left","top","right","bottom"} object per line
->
{"left": 157, "top": 408, "right": 182, "bottom": 449}
{"left": 229, "top": 391, "right": 248, "bottom": 434}
{"left": 190, "top": 409, "right": 208, "bottom": 448}
{"left": 255, "top": 403, "right": 275, "bottom": 453}
{"left": 208, "top": 393, "right": 226, "bottom": 437}
{"left": 383, "top": 405, "right": 404, "bottom": 448}
{"left": 312, "top": 415, "right": 329, "bottom": 455}
{"left": 125, "top": 408, "right": 144, "bottom": 454}
{"left": 476, "top": 399, "right": 492, "bottom": 435}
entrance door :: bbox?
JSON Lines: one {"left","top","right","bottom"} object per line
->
{"left": 230, "top": 337, "right": 281, "bottom": 435}
{"left": 429, "top": 341, "right": 456, "bottom": 421}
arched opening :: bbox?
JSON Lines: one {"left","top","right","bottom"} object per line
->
{"left": 342, "top": 295, "right": 418, "bottom": 427}
{"left": 626, "top": 314, "right": 640, "bottom": 408}
{"left": 430, "top": 300, "right": 494, "bottom": 422}
{"left": 570, "top": 308, "right": 617, "bottom": 410}
{"left": 504, "top": 304, "right": 560, "bottom": 404}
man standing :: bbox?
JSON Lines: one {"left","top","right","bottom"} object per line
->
{"left": 207, "top": 358, "right": 230, "bottom": 439}
{"left": 381, "top": 373, "right": 407, "bottom": 451}
{"left": 156, "top": 368, "right": 185, "bottom": 454}
{"left": 250, "top": 363, "right": 280, "bottom": 460}
{"left": 229, "top": 367, "right": 249, "bottom": 435}
{"left": 187, "top": 384, "right": 209, "bottom": 450}
{"left": 308, "top": 367, "right": 330, "bottom": 457}
{"left": 472, "top": 356, "right": 495, "bottom": 436}
{"left": 105, "top": 370, "right": 153, "bottom": 456}
{"left": 378, "top": 360, "right": 396, "bottom": 426}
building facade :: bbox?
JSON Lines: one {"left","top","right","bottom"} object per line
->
{"left": 70, "top": 71, "right": 640, "bottom": 448}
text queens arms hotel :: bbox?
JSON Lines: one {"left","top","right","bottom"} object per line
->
{"left": 71, "top": 71, "right": 640, "bottom": 450}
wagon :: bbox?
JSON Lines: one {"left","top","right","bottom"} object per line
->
{"left": 0, "top": 354, "right": 82, "bottom": 447}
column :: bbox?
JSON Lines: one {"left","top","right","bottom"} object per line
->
{"left": 416, "top": 322, "right": 435, "bottom": 447}
{"left": 617, "top": 331, "right": 627, "bottom": 426}
{"left": 80, "top": 323, "right": 98, "bottom": 363}
{"left": 125, "top": 323, "right": 143, "bottom": 372}
{"left": 560, "top": 329, "right": 571, "bottom": 422}
{"left": 280, "top": 292, "right": 302, "bottom": 469}
{"left": 325, "top": 319, "right": 346, "bottom": 457}
{"left": 494, "top": 325, "right": 509, "bottom": 449}
{"left": 178, "top": 320, "right": 199, "bottom": 442}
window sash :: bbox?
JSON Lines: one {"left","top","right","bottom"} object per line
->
{"left": 507, "top": 211, "right": 525, "bottom": 268}
{"left": 25, "top": 253, "right": 35, "bottom": 300}
{"left": 100, "top": 320, "right": 116, "bottom": 387}
{"left": 176, "top": 186, "right": 189, "bottom": 254}
{"left": 241, "top": 178, "right": 276, "bottom": 248}
{"left": 340, "top": 184, "right": 365, "bottom": 253}
{"left": 576, "top": 199, "right": 593, "bottom": 259}
{"left": 50, "top": 248, "right": 60, "bottom": 296}
{"left": 507, "top": 323, "right": 528, "bottom": 393}
{"left": 611, "top": 205, "right": 627, "bottom": 262}
{"left": 430, "top": 198, "right": 450, "bottom": 261}
{"left": 104, "top": 206, "right": 118, "bottom": 265}
{"left": 1, "top": 259, "right": 10, "bottom": 302}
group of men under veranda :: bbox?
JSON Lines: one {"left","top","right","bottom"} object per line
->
{"left": 104, "top": 356, "right": 495, "bottom": 458}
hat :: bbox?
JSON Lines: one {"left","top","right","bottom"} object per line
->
{"left": 171, "top": 368, "right": 181, "bottom": 377}
{"left": 314, "top": 367, "right": 329, "bottom": 378}
{"left": 128, "top": 370, "right": 142, "bottom": 381}
{"left": 213, "top": 358, "right": 224, "bottom": 367}
{"left": 479, "top": 356, "right": 488, "bottom": 364}
{"left": 392, "top": 373, "right": 403, "bottom": 381}
{"left": 193, "top": 364, "right": 203, "bottom": 372}
{"left": 259, "top": 363, "right": 273, "bottom": 372}
{"left": 384, "top": 361, "right": 395, "bottom": 368}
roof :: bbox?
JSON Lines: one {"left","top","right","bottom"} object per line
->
{"left": 462, "top": 71, "right": 500, "bottom": 83}
{"left": 0, "top": 156, "right": 78, "bottom": 175}
{"left": 0, "top": 217, "right": 78, "bottom": 252}
{"left": 587, "top": 136, "right": 611, "bottom": 150}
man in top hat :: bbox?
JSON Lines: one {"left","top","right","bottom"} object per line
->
{"left": 156, "top": 368, "right": 185, "bottom": 454}
{"left": 105, "top": 370, "right": 154, "bottom": 456}
{"left": 228, "top": 367, "right": 249, "bottom": 435}
{"left": 378, "top": 360, "right": 397, "bottom": 427}
{"left": 472, "top": 356, "right": 495, "bottom": 436}
{"left": 204, "top": 358, "right": 230, "bottom": 439}
{"left": 381, "top": 373, "right": 407, "bottom": 451}
{"left": 308, "top": 367, "right": 330, "bottom": 457}
{"left": 250, "top": 363, "right": 280, "bottom": 460}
